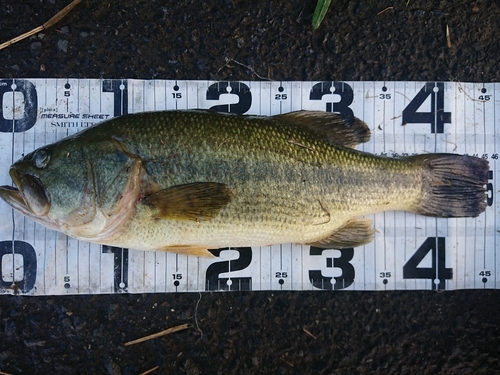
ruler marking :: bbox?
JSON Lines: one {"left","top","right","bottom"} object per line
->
{"left": 65, "top": 79, "right": 68, "bottom": 113}
{"left": 483, "top": 82, "right": 486, "bottom": 273}
{"left": 65, "top": 236, "right": 69, "bottom": 291}
{"left": 455, "top": 84, "right": 462, "bottom": 289}
{"left": 464, "top": 85, "right": 470, "bottom": 287}
{"left": 143, "top": 80, "right": 146, "bottom": 112}
{"left": 433, "top": 83, "right": 439, "bottom": 288}
{"left": 10, "top": 79, "right": 16, "bottom": 289}
{"left": 392, "top": 81, "right": 397, "bottom": 290}
{"left": 164, "top": 250, "right": 168, "bottom": 293}
{"left": 473, "top": 82, "right": 477, "bottom": 289}
{"left": 0, "top": 79, "right": 497, "bottom": 294}
{"left": 279, "top": 81, "right": 282, "bottom": 114}
{"left": 494, "top": 82, "right": 497, "bottom": 288}
{"left": 383, "top": 82, "right": 387, "bottom": 290}
{"left": 361, "top": 81, "right": 367, "bottom": 289}
{"left": 154, "top": 80, "right": 157, "bottom": 111}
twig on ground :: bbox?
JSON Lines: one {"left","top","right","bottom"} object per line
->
{"left": 302, "top": 327, "right": 318, "bottom": 340}
{"left": 217, "top": 57, "right": 272, "bottom": 81}
{"left": 139, "top": 366, "right": 159, "bottom": 375}
{"left": 124, "top": 323, "right": 192, "bottom": 346}
{"left": 0, "top": 0, "right": 82, "bottom": 51}
{"left": 280, "top": 356, "right": 295, "bottom": 367}
{"left": 377, "top": 7, "right": 394, "bottom": 16}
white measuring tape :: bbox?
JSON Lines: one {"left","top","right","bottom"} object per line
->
{"left": 0, "top": 79, "right": 497, "bottom": 295}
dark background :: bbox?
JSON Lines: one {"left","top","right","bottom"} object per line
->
{"left": 1, "top": 1, "right": 499, "bottom": 374}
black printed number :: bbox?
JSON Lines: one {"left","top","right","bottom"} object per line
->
{"left": 206, "top": 81, "right": 252, "bottom": 114}
{"left": 0, "top": 79, "right": 38, "bottom": 132}
{"left": 402, "top": 82, "right": 451, "bottom": 133}
{"left": 309, "top": 81, "right": 354, "bottom": 116}
{"left": 205, "top": 248, "right": 252, "bottom": 291}
{"left": 308, "top": 247, "right": 355, "bottom": 290}
{"left": 0, "top": 241, "right": 37, "bottom": 294}
{"left": 403, "top": 237, "right": 452, "bottom": 290}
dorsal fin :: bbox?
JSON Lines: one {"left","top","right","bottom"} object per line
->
{"left": 274, "top": 111, "right": 370, "bottom": 148}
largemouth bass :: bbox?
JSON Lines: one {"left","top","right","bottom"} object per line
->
{"left": 0, "top": 110, "right": 489, "bottom": 257}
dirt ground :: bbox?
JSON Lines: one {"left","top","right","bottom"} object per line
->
{"left": 1, "top": 0, "right": 500, "bottom": 374}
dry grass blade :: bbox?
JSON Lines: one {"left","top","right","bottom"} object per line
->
{"left": 377, "top": 6, "right": 394, "bottom": 16}
{"left": 280, "top": 356, "right": 295, "bottom": 367}
{"left": 124, "top": 323, "right": 192, "bottom": 346}
{"left": 0, "top": 0, "right": 82, "bottom": 51}
{"left": 0, "top": 370, "right": 14, "bottom": 375}
{"left": 446, "top": 24, "right": 452, "bottom": 48}
{"left": 139, "top": 366, "right": 160, "bottom": 375}
{"left": 302, "top": 327, "right": 318, "bottom": 340}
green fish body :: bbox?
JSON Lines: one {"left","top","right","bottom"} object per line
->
{"left": 0, "top": 110, "right": 489, "bottom": 257}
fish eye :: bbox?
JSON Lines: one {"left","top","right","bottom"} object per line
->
{"left": 32, "top": 148, "right": 51, "bottom": 169}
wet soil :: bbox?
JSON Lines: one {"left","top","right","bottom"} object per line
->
{"left": 1, "top": 0, "right": 500, "bottom": 374}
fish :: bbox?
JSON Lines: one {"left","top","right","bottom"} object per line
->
{"left": 0, "top": 110, "right": 490, "bottom": 257}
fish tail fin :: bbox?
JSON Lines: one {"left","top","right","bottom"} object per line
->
{"left": 410, "top": 154, "right": 489, "bottom": 218}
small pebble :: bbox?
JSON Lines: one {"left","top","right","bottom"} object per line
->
{"left": 57, "top": 39, "right": 68, "bottom": 53}
{"left": 30, "top": 41, "right": 43, "bottom": 56}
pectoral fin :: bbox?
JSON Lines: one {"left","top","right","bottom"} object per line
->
{"left": 143, "top": 182, "right": 233, "bottom": 221}
{"left": 274, "top": 111, "right": 370, "bottom": 148}
{"left": 306, "top": 218, "right": 374, "bottom": 249}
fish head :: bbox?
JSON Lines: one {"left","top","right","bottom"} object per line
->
{"left": 0, "top": 140, "right": 97, "bottom": 232}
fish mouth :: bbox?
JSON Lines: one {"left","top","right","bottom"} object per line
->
{"left": 0, "top": 168, "right": 50, "bottom": 217}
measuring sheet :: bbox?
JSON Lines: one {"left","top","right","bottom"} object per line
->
{"left": 0, "top": 79, "right": 498, "bottom": 295}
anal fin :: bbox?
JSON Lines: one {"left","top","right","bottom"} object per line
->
{"left": 306, "top": 218, "right": 374, "bottom": 249}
